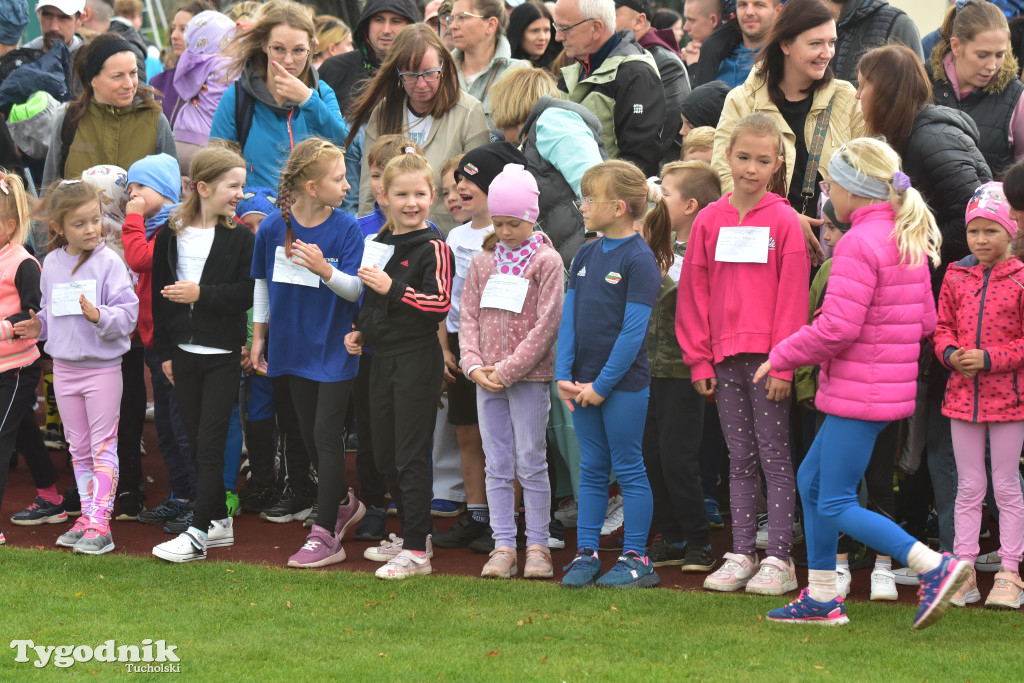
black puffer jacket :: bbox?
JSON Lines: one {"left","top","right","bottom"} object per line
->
{"left": 901, "top": 105, "right": 991, "bottom": 292}
{"left": 689, "top": 19, "right": 741, "bottom": 89}
{"left": 832, "top": 0, "right": 923, "bottom": 85}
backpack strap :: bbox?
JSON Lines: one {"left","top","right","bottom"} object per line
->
{"left": 58, "top": 105, "right": 77, "bottom": 180}
{"left": 234, "top": 80, "right": 256, "bottom": 152}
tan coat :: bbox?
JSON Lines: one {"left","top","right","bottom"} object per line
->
{"left": 711, "top": 67, "right": 865, "bottom": 197}
{"left": 359, "top": 91, "right": 490, "bottom": 235}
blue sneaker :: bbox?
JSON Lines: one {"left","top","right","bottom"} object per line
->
{"left": 914, "top": 552, "right": 971, "bottom": 630}
{"left": 386, "top": 502, "right": 398, "bottom": 517}
{"left": 595, "top": 550, "right": 661, "bottom": 588}
{"left": 767, "top": 589, "right": 850, "bottom": 625}
{"left": 430, "top": 499, "right": 465, "bottom": 517}
{"left": 704, "top": 497, "right": 724, "bottom": 529}
{"left": 561, "top": 548, "right": 602, "bottom": 588}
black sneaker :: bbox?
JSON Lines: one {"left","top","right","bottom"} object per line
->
{"left": 647, "top": 540, "right": 687, "bottom": 567}
{"left": 432, "top": 515, "right": 491, "bottom": 548}
{"left": 10, "top": 496, "right": 68, "bottom": 526}
{"left": 680, "top": 546, "right": 716, "bottom": 573}
{"left": 114, "top": 490, "right": 145, "bottom": 521}
{"left": 260, "top": 488, "right": 313, "bottom": 524}
{"left": 469, "top": 523, "right": 526, "bottom": 554}
{"left": 164, "top": 509, "right": 194, "bottom": 534}
{"left": 63, "top": 486, "right": 81, "bottom": 517}
{"left": 354, "top": 505, "right": 387, "bottom": 541}
{"left": 240, "top": 485, "right": 277, "bottom": 514}
{"left": 138, "top": 497, "right": 190, "bottom": 526}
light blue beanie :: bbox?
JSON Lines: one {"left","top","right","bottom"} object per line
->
{"left": 126, "top": 153, "right": 181, "bottom": 203}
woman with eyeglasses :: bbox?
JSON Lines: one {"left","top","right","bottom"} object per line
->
{"left": 346, "top": 24, "right": 490, "bottom": 234}
{"left": 209, "top": 0, "right": 349, "bottom": 190}
{"left": 447, "top": 0, "right": 530, "bottom": 128}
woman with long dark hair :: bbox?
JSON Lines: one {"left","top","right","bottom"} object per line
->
{"left": 507, "top": 2, "right": 559, "bottom": 71}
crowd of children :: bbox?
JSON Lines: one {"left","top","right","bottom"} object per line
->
{"left": 0, "top": 118, "right": 1022, "bottom": 627}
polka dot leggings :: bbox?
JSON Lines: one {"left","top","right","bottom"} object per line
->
{"left": 714, "top": 353, "right": 796, "bottom": 560}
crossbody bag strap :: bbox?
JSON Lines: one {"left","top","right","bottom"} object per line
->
{"left": 800, "top": 94, "right": 836, "bottom": 215}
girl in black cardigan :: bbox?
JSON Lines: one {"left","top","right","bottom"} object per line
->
{"left": 151, "top": 146, "right": 254, "bottom": 563}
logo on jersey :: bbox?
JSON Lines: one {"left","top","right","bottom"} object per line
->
{"left": 768, "top": 237, "right": 776, "bottom": 250}
{"left": 400, "top": 260, "right": 409, "bottom": 267}
{"left": 577, "top": 266, "right": 587, "bottom": 277}
{"left": 605, "top": 271, "right": 622, "bottom": 284}
{"left": 633, "top": 104, "right": 643, "bottom": 115}
{"left": 463, "top": 163, "right": 479, "bottom": 175}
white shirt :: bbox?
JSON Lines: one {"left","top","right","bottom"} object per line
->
{"left": 406, "top": 108, "right": 434, "bottom": 147}
{"left": 175, "top": 226, "right": 231, "bottom": 355}
{"left": 445, "top": 221, "right": 493, "bottom": 334}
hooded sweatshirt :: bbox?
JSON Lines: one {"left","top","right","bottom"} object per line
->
{"left": 317, "top": 0, "right": 421, "bottom": 115}
{"left": 209, "top": 62, "right": 349, "bottom": 189}
{"left": 676, "top": 192, "right": 809, "bottom": 383}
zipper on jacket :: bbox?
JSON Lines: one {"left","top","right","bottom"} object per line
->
{"left": 972, "top": 268, "right": 992, "bottom": 422}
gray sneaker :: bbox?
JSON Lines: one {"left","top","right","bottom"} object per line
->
{"left": 73, "top": 526, "right": 114, "bottom": 555}
{"left": 55, "top": 519, "right": 88, "bottom": 548}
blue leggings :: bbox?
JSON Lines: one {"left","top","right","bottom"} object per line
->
{"left": 801, "top": 415, "right": 918, "bottom": 569}
{"left": 572, "top": 387, "right": 652, "bottom": 554}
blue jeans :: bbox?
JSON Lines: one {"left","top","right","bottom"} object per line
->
{"left": 144, "top": 348, "right": 194, "bottom": 500}
{"left": 572, "top": 387, "right": 652, "bottom": 554}
{"left": 801, "top": 415, "right": 919, "bottom": 569}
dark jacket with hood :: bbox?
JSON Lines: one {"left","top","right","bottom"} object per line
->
{"left": 638, "top": 27, "right": 690, "bottom": 163}
{"left": 318, "top": 0, "right": 420, "bottom": 116}
{"left": 689, "top": 18, "right": 741, "bottom": 89}
{"left": 832, "top": 0, "right": 923, "bottom": 85}
{"left": 679, "top": 79, "right": 730, "bottom": 128}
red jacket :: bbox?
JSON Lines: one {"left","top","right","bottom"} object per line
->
{"left": 935, "top": 254, "right": 1024, "bottom": 422}
{"left": 121, "top": 213, "right": 157, "bottom": 348}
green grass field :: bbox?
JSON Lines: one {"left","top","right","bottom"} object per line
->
{"left": 0, "top": 547, "right": 1018, "bottom": 680}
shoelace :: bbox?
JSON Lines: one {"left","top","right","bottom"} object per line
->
{"left": 301, "top": 539, "right": 322, "bottom": 552}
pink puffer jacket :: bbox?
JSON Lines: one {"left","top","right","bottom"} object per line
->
{"left": 770, "top": 203, "right": 936, "bottom": 421}
{"left": 934, "top": 255, "right": 1024, "bottom": 422}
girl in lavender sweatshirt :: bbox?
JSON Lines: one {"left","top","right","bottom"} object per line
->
{"left": 15, "top": 180, "right": 139, "bottom": 555}
{"left": 459, "top": 164, "right": 564, "bottom": 580}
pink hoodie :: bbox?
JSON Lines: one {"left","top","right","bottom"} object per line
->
{"left": 677, "top": 192, "right": 810, "bottom": 382}
{"left": 459, "top": 233, "right": 564, "bottom": 385}
{"left": 769, "top": 203, "right": 936, "bottom": 422}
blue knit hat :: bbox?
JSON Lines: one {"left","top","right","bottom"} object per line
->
{"left": 236, "top": 186, "right": 278, "bottom": 219}
{"left": 126, "top": 153, "right": 181, "bottom": 203}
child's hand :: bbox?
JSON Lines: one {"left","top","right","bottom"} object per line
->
{"left": 486, "top": 370, "right": 502, "bottom": 388}
{"left": 162, "top": 360, "right": 174, "bottom": 386}
{"left": 556, "top": 380, "right": 580, "bottom": 412}
{"left": 250, "top": 335, "right": 269, "bottom": 374}
{"left": 959, "top": 348, "right": 986, "bottom": 374}
{"left": 470, "top": 366, "right": 503, "bottom": 392}
{"left": 240, "top": 346, "right": 254, "bottom": 375}
{"left": 442, "top": 349, "right": 459, "bottom": 383}
{"left": 126, "top": 195, "right": 146, "bottom": 216}
{"left": 692, "top": 377, "right": 718, "bottom": 396}
{"left": 574, "top": 382, "right": 605, "bottom": 408}
{"left": 344, "top": 330, "right": 364, "bottom": 355}
{"left": 13, "top": 309, "right": 41, "bottom": 339}
{"left": 162, "top": 280, "right": 200, "bottom": 304}
{"left": 291, "top": 240, "right": 332, "bottom": 279}
{"left": 949, "top": 347, "right": 977, "bottom": 379}
{"left": 753, "top": 359, "right": 773, "bottom": 384}
{"left": 358, "top": 265, "right": 392, "bottom": 295}
{"left": 80, "top": 295, "right": 100, "bottom": 323}
{"left": 765, "top": 376, "right": 791, "bottom": 402}
{"left": 798, "top": 214, "right": 826, "bottom": 265}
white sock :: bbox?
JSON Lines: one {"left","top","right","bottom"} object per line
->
{"left": 906, "top": 542, "right": 942, "bottom": 575}
{"left": 836, "top": 558, "right": 849, "bottom": 571}
{"left": 808, "top": 569, "right": 838, "bottom": 602}
{"left": 875, "top": 557, "right": 892, "bottom": 571}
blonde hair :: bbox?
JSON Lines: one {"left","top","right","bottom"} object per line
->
{"left": 728, "top": 112, "right": 786, "bottom": 196}
{"left": 682, "top": 126, "right": 715, "bottom": 158}
{"left": 367, "top": 134, "right": 424, "bottom": 171}
{"left": 277, "top": 137, "right": 345, "bottom": 256}
{"left": 489, "top": 66, "right": 558, "bottom": 132}
{"left": 440, "top": 154, "right": 464, "bottom": 180}
{"left": 930, "top": 1, "right": 1018, "bottom": 94}
{"left": 0, "top": 170, "right": 31, "bottom": 246}
{"left": 171, "top": 145, "right": 246, "bottom": 233}
{"left": 228, "top": 0, "right": 316, "bottom": 84}
{"left": 224, "top": 0, "right": 264, "bottom": 22}
{"left": 836, "top": 137, "right": 942, "bottom": 268}
{"left": 661, "top": 160, "right": 722, "bottom": 210}
{"left": 36, "top": 180, "right": 101, "bottom": 274}
{"left": 380, "top": 153, "right": 436, "bottom": 234}
{"left": 314, "top": 15, "right": 350, "bottom": 61}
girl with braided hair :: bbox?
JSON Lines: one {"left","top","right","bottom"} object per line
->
{"left": 249, "top": 137, "right": 368, "bottom": 569}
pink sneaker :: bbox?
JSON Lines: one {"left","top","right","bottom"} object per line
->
{"left": 703, "top": 552, "right": 759, "bottom": 592}
{"left": 746, "top": 556, "right": 799, "bottom": 596}
{"left": 334, "top": 488, "right": 365, "bottom": 540}
{"left": 363, "top": 533, "right": 434, "bottom": 562}
{"left": 375, "top": 549, "right": 432, "bottom": 579}
{"left": 287, "top": 525, "right": 346, "bottom": 568}
{"left": 985, "top": 571, "right": 1024, "bottom": 609}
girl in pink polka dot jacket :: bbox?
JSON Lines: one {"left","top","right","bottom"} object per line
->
{"left": 458, "top": 163, "right": 564, "bottom": 580}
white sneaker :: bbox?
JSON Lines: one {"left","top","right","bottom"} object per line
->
{"left": 363, "top": 533, "right": 433, "bottom": 562}
{"left": 548, "top": 535, "right": 566, "bottom": 550}
{"left": 755, "top": 517, "right": 803, "bottom": 550}
{"left": 975, "top": 551, "right": 1002, "bottom": 572}
{"left": 836, "top": 566, "right": 851, "bottom": 598}
{"left": 892, "top": 566, "right": 919, "bottom": 586}
{"left": 153, "top": 529, "right": 207, "bottom": 563}
{"left": 553, "top": 498, "right": 578, "bottom": 528}
{"left": 704, "top": 552, "right": 759, "bottom": 592}
{"left": 600, "top": 495, "right": 624, "bottom": 535}
{"left": 870, "top": 567, "right": 899, "bottom": 601}
{"left": 375, "top": 549, "right": 432, "bottom": 579}
{"left": 746, "top": 556, "right": 799, "bottom": 596}
{"left": 207, "top": 518, "right": 234, "bottom": 548}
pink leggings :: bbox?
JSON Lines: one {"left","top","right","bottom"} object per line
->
{"left": 53, "top": 361, "right": 121, "bottom": 528}
{"left": 950, "top": 419, "right": 1024, "bottom": 572}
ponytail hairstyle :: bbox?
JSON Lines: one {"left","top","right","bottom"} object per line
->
{"left": 642, "top": 185, "right": 673, "bottom": 275}
{"left": 171, "top": 144, "right": 246, "bottom": 233}
{"left": 379, "top": 151, "right": 436, "bottom": 234}
{"left": 728, "top": 111, "right": 787, "bottom": 196}
{"left": 366, "top": 134, "right": 424, "bottom": 171}
{"left": 35, "top": 180, "right": 102, "bottom": 274}
{"left": 0, "top": 170, "right": 30, "bottom": 246}
{"left": 834, "top": 137, "right": 942, "bottom": 268}
{"left": 930, "top": 0, "right": 1018, "bottom": 95}
{"left": 277, "top": 137, "right": 345, "bottom": 256}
